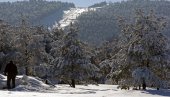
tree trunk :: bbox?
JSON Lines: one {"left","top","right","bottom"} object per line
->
{"left": 142, "top": 83, "right": 146, "bottom": 90}
{"left": 71, "top": 64, "right": 75, "bottom": 88}
{"left": 142, "top": 79, "right": 146, "bottom": 90}
{"left": 25, "top": 67, "right": 28, "bottom": 75}
{"left": 71, "top": 79, "right": 75, "bottom": 88}
{"left": 139, "top": 85, "right": 141, "bottom": 90}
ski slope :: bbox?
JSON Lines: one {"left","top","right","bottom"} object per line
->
{"left": 53, "top": 7, "right": 97, "bottom": 29}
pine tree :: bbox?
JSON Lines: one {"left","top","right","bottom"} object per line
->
{"left": 49, "top": 25, "right": 64, "bottom": 58}
{"left": 54, "top": 23, "right": 99, "bottom": 88}
{"left": 110, "top": 9, "right": 169, "bottom": 89}
{"left": 17, "top": 19, "right": 34, "bottom": 76}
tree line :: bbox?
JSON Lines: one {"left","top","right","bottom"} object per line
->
{"left": 0, "top": 0, "right": 75, "bottom": 26}
{"left": 76, "top": 0, "right": 170, "bottom": 46}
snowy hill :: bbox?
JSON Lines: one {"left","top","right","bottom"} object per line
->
{"left": 53, "top": 7, "right": 97, "bottom": 29}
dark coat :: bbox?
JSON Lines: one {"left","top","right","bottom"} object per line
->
{"left": 4, "top": 62, "right": 18, "bottom": 76}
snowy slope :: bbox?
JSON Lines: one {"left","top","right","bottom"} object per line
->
{"left": 53, "top": 7, "right": 97, "bottom": 29}
{"left": 0, "top": 74, "right": 53, "bottom": 92}
{"left": 0, "top": 84, "right": 170, "bottom": 97}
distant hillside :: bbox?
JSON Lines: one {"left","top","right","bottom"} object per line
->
{"left": 88, "top": 1, "right": 107, "bottom": 8}
{"left": 0, "top": 0, "right": 75, "bottom": 26}
{"left": 76, "top": 0, "right": 170, "bottom": 46}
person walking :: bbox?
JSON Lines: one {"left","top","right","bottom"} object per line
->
{"left": 4, "top": 61, "right": 18, "bottom": 89}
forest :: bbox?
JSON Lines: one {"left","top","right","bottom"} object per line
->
{"left": 77, "top": 0, "right": 170, "bottom": 46}
{"left": 0, "top": 0, "right": 75, "bottom": 26}
{"left": 0, "top": 0, "right": 170, "bottom": 94}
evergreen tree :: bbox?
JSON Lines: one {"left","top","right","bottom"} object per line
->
{"left": 49, "top": 25, "right": 64, "bottom": 58}
{"left": 110, "top": 9, "right": 169, "bottom": 89}
{"left": 54, "top": 23, "right": 99, "bottom": 88}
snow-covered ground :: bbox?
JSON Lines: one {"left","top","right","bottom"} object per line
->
{"left": 53, "top": 7, "right": 97, "bottom": 29}
{"left": 0, "top": 74, "right": 54, "bottom": 92}
{"left": 1, "top": 74, "right": 170, "bottom": 97}
{"left": 1, "top": 84, "right": 170, "bottom": 97}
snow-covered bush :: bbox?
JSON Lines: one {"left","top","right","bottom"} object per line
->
{"left": 33, "top": 64, "right": 48, "bottom": 78}
{"left": 132, "top": 67, "right": 163, "bottom": 88}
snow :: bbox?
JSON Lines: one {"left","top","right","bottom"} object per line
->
{"left": 0, "top": 83, "right": 170, "bottom": 97}
{"left": 0, "top": 74, "right": 6, "bottom": 79}
{"left": 0, "top": 74, "right": 53, "bottom": 92}
{"left": 0, "top": 85, "right": 170, "bottom": 97}
{"left": 53, "top": 8, "right": 97, "bottom": 29}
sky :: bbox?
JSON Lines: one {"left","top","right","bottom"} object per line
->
{"left": 0, "top": 0, "right": 123, "bottom": 7}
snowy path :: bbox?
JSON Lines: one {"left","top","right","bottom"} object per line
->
{"left": 53, "top": 7, "right": 96, "bottom": 29}
{"left": 1, "top": 85, "right": 170, "bottom": 97}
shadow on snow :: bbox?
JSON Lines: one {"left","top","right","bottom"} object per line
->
{"left": 143, "top": 89, "right": 170, "bottom": 97}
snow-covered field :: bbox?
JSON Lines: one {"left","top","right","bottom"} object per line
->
{"left": 1, "top": 84, "right": 170, "bottom": 97}
{"left": 1, "top": 74, "right": 170, "bottom": 97}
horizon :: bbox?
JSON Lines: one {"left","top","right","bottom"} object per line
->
{"left": 0, "top": 0, "right": 123, "bottom": 7}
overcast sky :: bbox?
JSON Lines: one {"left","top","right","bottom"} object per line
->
{"left": 0, "top": 0, "right": 123, "bottom": 7}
